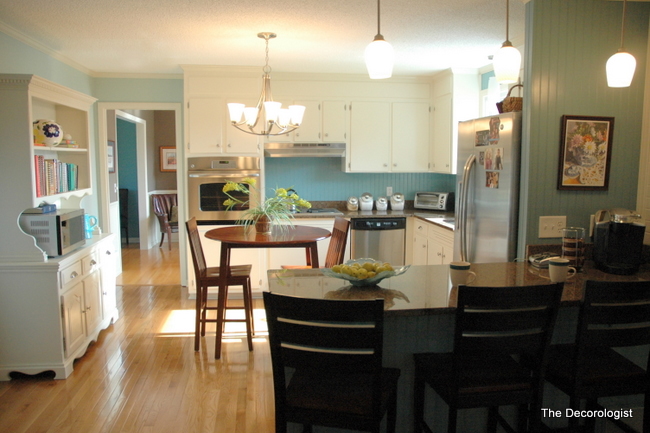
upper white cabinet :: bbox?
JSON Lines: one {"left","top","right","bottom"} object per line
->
{"left": 186, "top": 96, "right": 260, "bottom": 155}
{"left": 347, "top": 101, "right": 430, "bottom": 173}
{"left": 0, "top": 74, "right": 96, "bottom": 264}
{"left": 349, "top": 101, "right": 392, "bottom": 172}
{"left": 391, "top": 102, "right": 430, "bottom": 172}
{"left": 430, "top": 70, "right": 479, "bottom": 174}
{"left": 265, "top": 100, "right": 347, "bottom": 144}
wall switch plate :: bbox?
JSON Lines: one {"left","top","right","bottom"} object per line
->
{"left": 386, "top": 186, "right": 393, "bottom": 196}
{"left": 539, "top": 216, "right": 567, "bottom": 238}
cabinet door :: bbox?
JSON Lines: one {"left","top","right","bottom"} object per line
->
{"left": 431, "top": 93, "right": 453, "bottom": 173}
{"left": 322, "top": 101, "right": 347, "bottom": 142}
{"left": 100, "top": 243, "right": 117, "bottom": 321}
{"left": 225, "top": 99, "right": 261, "bottom": 155}
{"left": 292, "top": 100, "right": 321, "bottom": 142}
{"left": 427, "top": 240, "right": 445, "bottom": 265}
{"left": 188, "top": 97, "right": 224, "bottom": 154}
{"left": 61, "top": 282, "right": 86, "bottom": 357}
{"left": 412, "top": 233, "right": 428, "bottom": 266}
{"left": 83, "top": 271, "right": 103, "bottom": 333}
{"left": 349, "top": 101, "right": 391, "bottom": 172}
{"left": 391, "top": 102, "right": 430, "bottom": 172}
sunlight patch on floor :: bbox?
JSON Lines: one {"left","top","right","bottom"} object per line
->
{"left": 157, "top": 308, "right": 268, "bottom": 337}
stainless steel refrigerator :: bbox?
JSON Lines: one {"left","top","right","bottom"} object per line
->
{"left": 454, "top": 112, "right": 522, "bottom": 263}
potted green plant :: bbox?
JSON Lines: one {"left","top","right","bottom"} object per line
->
{"left": 223, "top": 178, "right": 311, "bottom": 234}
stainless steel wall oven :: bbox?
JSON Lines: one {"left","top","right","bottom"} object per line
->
{"left": 187, "top": 156, "right": 261, "bottom": 224}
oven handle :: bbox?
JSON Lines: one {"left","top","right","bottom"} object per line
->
{"left": 188, "top": 172, "right": 260, "bottom": 178}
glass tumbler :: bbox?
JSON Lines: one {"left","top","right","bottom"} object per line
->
{"left": 562, "top": 227, "right": 585, "bottom": 271}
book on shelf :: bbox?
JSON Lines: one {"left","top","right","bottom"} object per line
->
{"left": 33, "top": 155, "right": 79, "bottom": 197}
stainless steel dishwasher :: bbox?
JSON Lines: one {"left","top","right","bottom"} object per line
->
{"left": 350, "top": 217, "right": 406, "bottom": 265}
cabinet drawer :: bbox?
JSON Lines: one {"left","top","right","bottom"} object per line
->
{"left": 60, "top": 261, "right": 83, "bottom": 288}
{"left": 82, "top": 250, "right": 100, "bottom": 275}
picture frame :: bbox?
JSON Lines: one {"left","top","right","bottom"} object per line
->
{"left": 557, "top": 115, "right": 614, "bottom": 191}
{"left": 160, "top": 146, "right": 177, "bottom": 172}
{"left": 107, "top": 140, "right": 116, "bottom": 174}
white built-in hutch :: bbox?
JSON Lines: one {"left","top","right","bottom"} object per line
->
{"left": 0, "top": 74, "right": 118, "bottom": 380}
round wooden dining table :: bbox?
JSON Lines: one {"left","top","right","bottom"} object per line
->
{"left": 204, "top": 224, "right": 331, "bottom": 359}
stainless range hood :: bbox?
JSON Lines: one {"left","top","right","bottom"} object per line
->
{"left": 264, "top": 142, "right": 345, "bottom": 157}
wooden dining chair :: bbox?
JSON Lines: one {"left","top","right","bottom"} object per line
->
{"left": 282, "top": 216, "right": 350, "bottom": 269}
{"left": 263, "top": 291, "right": 401, "bottom": 433}
{"left": 413, "top": 283, "right": 563, "bottom": 433}
{"left": 544, "top": 280, "right": 650, "bottom": 433}
{"left": 185, "top": 217, "right": 254, "bottom": 354}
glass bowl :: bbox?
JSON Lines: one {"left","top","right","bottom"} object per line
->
{"left": 321, "top": 258, "right": 410, "bottom": 287}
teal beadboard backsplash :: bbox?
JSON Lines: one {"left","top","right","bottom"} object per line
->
{"left": 264, "top": 157, "right": 456, "bottom": 201}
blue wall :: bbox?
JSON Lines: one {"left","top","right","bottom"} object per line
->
{"left": 264, "top": 157, "right": 456, "bottom": 201}
{"left": 116, "top": 118, "right": 139, "bottom": 237}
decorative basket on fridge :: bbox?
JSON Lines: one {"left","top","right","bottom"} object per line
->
{"left": 496, "top": 84, "right": 523, "bottom": 113}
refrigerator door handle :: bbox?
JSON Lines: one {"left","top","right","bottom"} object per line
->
{"left": 459, "top": 154, "right": 476, "bottom": 262}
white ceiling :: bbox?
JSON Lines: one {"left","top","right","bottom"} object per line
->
{"left": 0, "top": 0, "right": 531, "bottom": 77}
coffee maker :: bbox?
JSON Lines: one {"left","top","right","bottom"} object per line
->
{"left": 593, "top": 208, "right": 645, "bottom": 275}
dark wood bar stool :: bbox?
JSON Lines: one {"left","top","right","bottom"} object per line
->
{"left": 282, "top": 216, "right": 350, "bottom": 269}
{"left": 186, "top": 218, "right": 254, "bottom": 353}
{"left": 544, "top": 280, "right": 650, "bottom": 433}
{"left": 264, "top": 291, "right": 400, "bottom": 433}
{"left": 413, "top": 283, "right": 563, "bottom": 433}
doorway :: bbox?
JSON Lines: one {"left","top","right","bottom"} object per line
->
{"left": 97, "top": 103, "right": 185, "bottom": 285}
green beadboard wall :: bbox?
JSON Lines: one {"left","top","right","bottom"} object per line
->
{"left": 519, "top": 0, "right": 649, "bottom": 253}
{"left": 264, "top": 157, "right": 456, "bottom": 202}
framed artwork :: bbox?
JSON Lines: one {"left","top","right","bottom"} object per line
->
{"left": 107, "top": 140, "right": 116, "bottom": 173}
{"left": 557, "top": 115, "right": 614, "bottom": 191}
{"left": 160, "top": 146, "right": 177, "bottom": 172}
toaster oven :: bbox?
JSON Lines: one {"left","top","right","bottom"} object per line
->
{"left": 414, "top": 192, "right": 455, "bottom": 211}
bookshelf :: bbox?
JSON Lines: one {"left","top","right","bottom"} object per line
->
{"left": 0, "top": 74, "right": 96, "bottom": 263}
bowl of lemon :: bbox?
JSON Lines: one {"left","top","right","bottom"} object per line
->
{"left": 321, "top": 258, "right": 410, "bottom": 287}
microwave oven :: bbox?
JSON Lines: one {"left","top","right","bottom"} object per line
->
{"left": 19, "top": 209, "right": 86, "bottom": 257}
{"left": 414, "top": 192, "right": 455, "bottom": 211}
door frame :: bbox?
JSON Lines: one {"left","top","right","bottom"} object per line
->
{"left": 97, "top": 102, "right": 185, "bottom": 283}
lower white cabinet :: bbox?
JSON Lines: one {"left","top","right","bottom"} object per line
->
{"left": 0, "top": 234, "right": 118, "bottom": 380}
{"left": 411, "top": 219, "right": 454, "bottom": 266}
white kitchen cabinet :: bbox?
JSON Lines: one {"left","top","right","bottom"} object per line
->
{"left": 411, "top": 219, "right": 454, "bottom": 266}
{"left": 0, "top": 234, "right": 118, "bottom": 380}
{"left": 266, "top": 100, "right": 347, "bottom": 144}
{"left": 430, "top": 70, "right": 479, "bottom": 174}
{"left": 186, "top": 97, "right": 260, "bottom": 155}
{"left": 348, "top": 101, "right": 430, "bottom": 173}
{"left": 349, "top": 101, "right": 392, "bottom": 172}
{"left": 321, "top": 101, "right": 347, "bottom": 142}
{"left": 292, "top": 100, "right": 321, "bottom": 142}
{"left": 391, "top": 102, "right": 430, "bottom": 172}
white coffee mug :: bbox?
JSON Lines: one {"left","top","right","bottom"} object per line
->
{"left": 449, "top": 261, "right": 477, "bottom": 287}
{"left": 548, "top": 258, "right": 576, "bottom": 283}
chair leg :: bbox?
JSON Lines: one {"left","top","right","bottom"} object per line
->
{"left": 166, "top": 227, "right": 172, "bottom": 250}
{"left": 159, "top": 232, "right": 165, "bottom": 248}
{"left": 201, "top": 285, "right": 208, "bottom": 336}
{"left": 447, "top": 406, "right": 457, "bottom": 433}
{"left": 487, "top": 407, "right": 498, "bottom": 433}
{"left": 194, "top": 284, "right": 203, "bottom": 351}
{"left": 242, "top": 278, "right": 253, "bottom": 352}
{"left": 215, "top": 284, "right": 228, "bottom": 359}
{"left": 413, "top": 374, "right": 425, "bottom": 433}
{"left": 386, "top": 389, "right": 398, "bottom": 433}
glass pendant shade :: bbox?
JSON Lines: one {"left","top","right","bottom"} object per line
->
{"left": 288, "top": 105, "right": 306, "bottom": 125}
{"left": 227, "top": 103, "right": 245, "bottom": 123}
{"left": 493, "top": 43, "right": 521, "bottom": 84}
{"left": 607, "top": 51, "right": 636, "bottom": 87}
{"left": 365, "top": 36, "right": 394, "bottom": 79}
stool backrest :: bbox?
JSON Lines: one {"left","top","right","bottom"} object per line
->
{"left": 185, "top": 217, "right": 207, "bottom": 277}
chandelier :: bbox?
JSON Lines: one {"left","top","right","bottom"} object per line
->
{"left": 606, "top": 0, "right": 636, "bottom": 88}
{"left": 227, "top": 33, "right": 305, "bottom": 136}
{"left": 493, "top": 0, "right": 521, "bottom": 84}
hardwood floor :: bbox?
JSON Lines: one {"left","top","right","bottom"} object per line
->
{"left": 0, "top": 243, "right": 274, "bottom": 433}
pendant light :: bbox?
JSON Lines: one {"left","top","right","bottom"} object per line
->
{"left": 227, "top": 33, "right": 305, "bottom": 136}
{"left": 493, "top": 0, "right": 521, "bottom": 84}
{"left": 364, "top": 0, "right": 394, "bottom": 79}
{"left": 606, "top": 0, "right": 636, "bottom": 88}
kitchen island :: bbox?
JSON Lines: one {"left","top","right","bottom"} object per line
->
{"left": 268, "top": 262, "right": 650, "bottom": 432}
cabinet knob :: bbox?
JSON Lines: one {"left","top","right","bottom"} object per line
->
{"left": 70, "top": 271, "right": 79, "bottom": 279}
{"left": 437, "top": 252, "right": 442, "bottom": 256}
{"left": 324, "top": 133, "right": 328, "bottom": 138}
{"left": 393, "top": 163, "right": 397, "bottom": 167}
{"left": 90, "top": 259, "right": 97, "bottom": 266}
{"left": 227, "top": 144, "right": 232, "bottom": 147}
{"left": 383, "top": 163, "right": 388, "bottom": 167}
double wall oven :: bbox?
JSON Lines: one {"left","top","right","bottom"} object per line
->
{"left": 187, "top": 156, "right": 261, "bottom": 225}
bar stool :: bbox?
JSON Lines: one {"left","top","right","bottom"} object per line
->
{"left": 413, "top": 283, "right": 563, "bottom": 433}
{"left": 186, "top": 217, "right": 254, "bottom": 353}
{"left": 544, "top": 280, "right": 650, "bottom": 433}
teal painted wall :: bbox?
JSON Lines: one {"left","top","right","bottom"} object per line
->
{"left": 264, "top": 157, "right": 456, "bottom": 202}
{"left": 116, "top": 118, "right": 139, "bottom": 237}
{"left": 520, "top": 0, "right": 649, "bottom": 251}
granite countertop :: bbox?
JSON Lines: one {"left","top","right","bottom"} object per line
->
{"left": 267, "top": 261, "right": 650, "bottom": 316}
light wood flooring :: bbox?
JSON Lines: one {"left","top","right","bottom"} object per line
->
{"left": 0, "top": 242, "right": 274, "bottom": 433}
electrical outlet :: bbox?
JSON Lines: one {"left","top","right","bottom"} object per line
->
{"left": 386, "top": 186, "right": 393, "bottom": 196}
{"left": 539, "top": 216, "right": 567, "bottom": 238}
